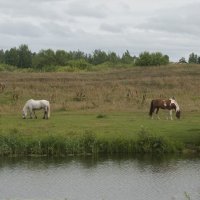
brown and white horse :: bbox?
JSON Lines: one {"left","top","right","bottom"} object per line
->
{"left": 149, "top": 98, "right": 181, "bottom": 120}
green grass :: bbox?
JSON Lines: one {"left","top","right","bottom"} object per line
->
{"left": 0, "top": 110, "right": 200, "bottom": 156}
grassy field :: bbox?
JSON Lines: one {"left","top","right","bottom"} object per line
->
{"left": 0, "top": 64, "right": 200, "bottom": 155}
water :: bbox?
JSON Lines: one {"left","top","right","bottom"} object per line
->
{"left": 0, "top": 155, "right": 199, "bottom": 200}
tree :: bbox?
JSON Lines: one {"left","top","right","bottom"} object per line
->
{"left": 163, "top": 55, "right": 169, "bottom": 64}
{"left": 92, "top": 49, "right": 108, "bottom": 65}
{"left": 69, "top": 50, "right": 86, "bottom": 60}
{"left": 107, "top": 52, "right": 119, "bottom": 63}
{"left": 151, "top": 52, "right": 169, "bottom": 65}
{"left": 4, "top": 47, "right": 19, "bottom": 66}
{"left": 135, "top": 51, "right": 169, "bottom": 66}
{"left": 0, "top": 50, "right": 4, "bottom": 63}
{"left": 179, "top": 57, "right": 187, "bottom": 63}
{"left": 55, "top": 50, "right": 70, "bottom": 66}
{"left": 33, "top": 49, "right": 56, "bottom": 69}
{"left": 121, "top": 50, "right": 133, "bottom": 64}
{"left": 198, "top": 56, "right": 200, "bottom": 64}
{"left": 135, "top": 51, "right": 152, "bottom": 66}
{"left": 18, "top": 44, "right": 32, "bottom": 68}
{"left": 188, "top": 53, "right": 198, "bottom": 63}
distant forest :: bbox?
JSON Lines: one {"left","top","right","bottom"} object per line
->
{"left": 0, "top": 44, "right": 198, "bottom": 71}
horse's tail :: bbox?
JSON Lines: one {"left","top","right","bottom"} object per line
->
{"left": 149, "top": 100, "right": 154, "bottom": 117}
{"left": 47, "top": 103, "right": 50, "bottom": 119}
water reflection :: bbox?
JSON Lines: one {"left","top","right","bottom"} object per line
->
{"left": 0, "top": 154, "right": 197, "bottom": 169}
{"left": 0, "top": 155, "right": 199, "bottom": 200}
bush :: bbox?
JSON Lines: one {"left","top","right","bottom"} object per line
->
{"left": 135, "top": 128, "right": 179, "bottom": 153}
{"left": 67, "top": 59, "right": 92, "bottom": 70}
{"left": 0, "top": 64, "right": 17, "bottom": 72}
{"left": 135, "top": 51, "right": 169, "bottom": 66}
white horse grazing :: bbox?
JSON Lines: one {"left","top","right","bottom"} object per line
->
{"left": 22, "top": 99, "right": 50, "bottom": 119}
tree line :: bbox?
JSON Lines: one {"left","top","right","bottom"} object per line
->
{"left": 188, "top": 53, "right": 200, "bottom": 64}
{"left": 0, "top": 44, "right": 170, "bottom": 70}
{"left": 179, "top": 53, "right": 200, "bottom": 64}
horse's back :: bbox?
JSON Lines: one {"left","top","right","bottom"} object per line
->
{"left": 26, "top": 99, "right": 50, "bottom": 109}
{"left": 40, "top": 100, "right": 50, "bottom": 106}
{"left": 151, "top": 98, "right": 178, "bottom": 110}
{"left": 29, "top": 99, "right": 49, "bottom": 104}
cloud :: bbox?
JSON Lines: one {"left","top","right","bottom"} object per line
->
{"left": 41, "top": 22, "right": 73, "bottom": 37}
{"left": 100, "top": 23, "right": 125, "bottom": 33}
{"left": 136, "top": 2, "right": 200, "bottom": 37}
{"left": 0, "top": 21, "right": 42, "bottom": 37}
{"left": 0, "top": 0, "right": 199, "bottom": 61}
{"left": 65, "top": 1, "right": 108, "bottom": 19}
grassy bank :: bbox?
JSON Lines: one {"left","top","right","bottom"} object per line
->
{"left": 0, "top": 64, "right": 200, "bottom": 156}
{"left": 0, "top": 111, "right": 200, "bottom": 156}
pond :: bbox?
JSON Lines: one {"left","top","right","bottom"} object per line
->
{"left": 0, "top": 155, "right": 199, "bottom": 200}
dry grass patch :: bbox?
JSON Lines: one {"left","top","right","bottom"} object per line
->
{"left": 0, "top": 64, "right": 200, "bottom": 114}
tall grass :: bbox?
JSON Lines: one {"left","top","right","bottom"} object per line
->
{"left": 0, "top": 128, "right": 183, "bottom": 156}
{"left": 0, "top": 64, "right": 200, "bottom": 114}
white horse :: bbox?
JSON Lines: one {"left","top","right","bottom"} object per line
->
{"left": 22, "top": 99, "right": 50, "bottom": 119}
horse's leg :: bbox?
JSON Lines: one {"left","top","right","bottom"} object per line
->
{"left": 156, "top": 108, "right": 160, "bottom": 119}
{"left": 43, "top": 112, "right": 47, "bottom": 119}
{"left": 43, "top": 107, "right": 47, "bottom": 119}
{"left": 45, "top": 110, "right": 48, "bottom": 119}
{"left": 29, "top": 108, "right": 33, "bottom": 119}
{"left": 150, "top": 108, "right": 156, "bottom": 119}
{"left": 169, "top": 110, "right": 173, "bottom": 120}
{"left": 33, "top": 110, "right": 37, "bottom": 119}
{"left": 166, "top": 110, "right": 169, "bottom": 120}
{"left": 43, "top": 111, "right": 46, "bottom": 119}
{"left": 45, "top": 106, "right": 49, "bottom": 119}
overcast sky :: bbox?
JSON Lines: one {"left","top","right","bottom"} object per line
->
{"left": 0, "top": 0, "right": 199, "bottom": 61}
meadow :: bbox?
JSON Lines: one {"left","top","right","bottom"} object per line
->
{"left": 0, "top": 64, "right": 200, "bottom": 156}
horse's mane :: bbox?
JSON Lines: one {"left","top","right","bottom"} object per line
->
{"left": 169, "top": 98, "right": 180, "bottom": 111}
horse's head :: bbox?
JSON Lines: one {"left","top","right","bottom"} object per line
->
{"left": 176, "top": 110, "right": 181, "bottom": 119}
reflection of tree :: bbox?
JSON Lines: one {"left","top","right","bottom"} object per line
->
{"left": 0, "top": 154, "right": 197, "bottom": 172}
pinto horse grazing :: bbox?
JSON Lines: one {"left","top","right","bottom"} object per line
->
{"left": 22, "top": 99, "right": 50, "bottom": 119}
{"left": 149, "top": 98, "right": 181, "bottom": 120}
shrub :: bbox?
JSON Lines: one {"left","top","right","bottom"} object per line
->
{"left": 67, "top": 59, "right": 91, "bottom": 70}
{"left": 135, "top": 128, "right": 177, "bottom": 154}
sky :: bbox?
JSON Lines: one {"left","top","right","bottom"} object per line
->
{"left": 0, "top": 0, "right": 200, "bottom": 61}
